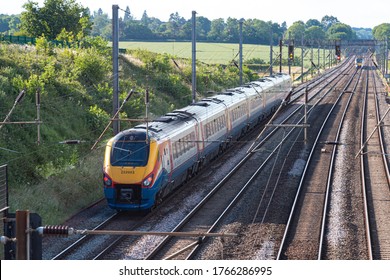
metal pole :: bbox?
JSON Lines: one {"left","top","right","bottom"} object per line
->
{"left": 301, "top": 36, "right": 304, "bottom": 83}
{"left": 323, "top": 44, "right": 326, "bottom": 70}
{"left": 385, "top": 39, "right": 388, "bottom": 77}
{"left": 310, "top": 46, "right": 313, "bottom": 76}
{"left": 330, "top": 43, "right": 333, "bottom": 67}
{"left": 112, "top": 5, "right": 120, "bottom": 135}
{"left": 270, "top": 28, "right": 273, "bottom": 75}
{"left": 317, "top": 44, "right": 320, "bottom": 75}
{"left": 239, "top": 18, "right": 244, "bottom": 85}
{"left": 145, "top": 88, "right": 149, "bottom": 140}
{"left": 0, "top": 89, "right": 25, "bottom": 131}
{"left": 279, "top": 39, "right": 282, "bottom": 73}
{"left": 383, "top": 40, "right": 387, "bottom": 75}
{"left": 145, "top": 88, "right": 149, "bottom": 120}
{"left": 192, "top": 11, "right": 197, "bottom": 103}
{"left": 36, "top": 89, "right": 41, "bottom": 145}
{"left": 304, "top": 87, "right": 308, "bottom": 143}
{"left": 288, "top": 32, "right": 291, "bottom": 75}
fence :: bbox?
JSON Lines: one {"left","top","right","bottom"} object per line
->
{"left": 0, "top": 34, "right": 36, "bottom": 45}
{"left": 0, "top": 34, "right": 71, "bottom": 48}
{"left": 0, "top": 165, "right": 8, "bottom": 215}
{"left": 0, "top": 34, "right": 127, "bottom": 52}
{"left": 0, "top": 165, "right": 8, "bottom": 260}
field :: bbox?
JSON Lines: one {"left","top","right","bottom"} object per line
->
{"left": 119, "top": 41, "right": 274, "bottom": 65}
{"left": 119, "top": 41, "right": 336, "bottom": 82}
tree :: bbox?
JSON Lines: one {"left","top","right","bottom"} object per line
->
{"left": 305, "top": 26, "right": 326, "bottom": 43}
{"left": 243, "top": 19, "right": 271, "bottom": 45}
{"left": 269, "top": 21, "right": 286, "bottom": 44}
{"left": 123, "top": 6, "right": 133, "bottom": 22}
{"left": 286, "top": 21, "right": 305, "bottom": 41}
{"left": 96, "top": 8, "right": 103, "bottom": 17}
{"left": 20, "top": 0, "right": 92, "bottom": 40}
{"left": 91, "top": 10, "right": 110, "bottom": 38}
{"left": 208, "top": 18, "right": 225, "bottom": 41}
{"left": 372, "top": 23, "right": 390, "bottom": 41}
{"left": 141, "top": 10, "right": 150, "bottom": 26}
{"left": 165, "top": 12, "right": 186, "bottom": 38}
{"left": 196, "top": 16, "right": 211, "bottom": 41}
{"left": 145, "top": 17, "right": 164, "bottom": 34}
{"left": 224, "top": 17, "right": 239, "bottom": 43}
{"left": 353, "top": 28, "right": 373, "bottom": 40}
{"left": 326, "top": 23, "right": 356, "bottom": 40}
{"left": 8, "top": 16, "right": 21, "bottom": 34}
{"left": 321, "top": 15, "right": 339, "bottom": 30}
{"left": 306, "top": 19, "right": 322, "bottom": 28}
{"left": 122, "top": 21, "right": 155, "bottom": 40}
{"left": 0, "top": 15, "right": 10, "bottom": 33}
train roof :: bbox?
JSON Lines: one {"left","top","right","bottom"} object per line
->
{"left": 129, "top": 73, "right": 291, "bottom": 140}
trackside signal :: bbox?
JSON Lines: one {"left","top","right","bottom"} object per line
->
{"left": 335, "top": 45, "right": 341, "bottom": 60}
{"left": 288, "top": 45, "right": 294, "bottom": 61}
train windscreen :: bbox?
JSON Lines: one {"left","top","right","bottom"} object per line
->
{"left": 111, "top": 132, "right": 150, "bottom": 166}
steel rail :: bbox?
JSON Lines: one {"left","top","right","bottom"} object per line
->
{"left": 51, "top": 212, "right": 118, "bottom": 260}
{"left": 318, "top": 66, "right": 363, "bottom": 259}
{"left": 359, "top": 64, "right": 373, "bottom": 260}
{"left": 359, "top": 60, "right": 390, "bottom": 259}
{"left": 276, "top": 61, "right": 360, "bottom": 260}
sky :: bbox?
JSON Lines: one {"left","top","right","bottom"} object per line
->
{"left": 1, "top": 0, "right": 388, "bottom": 29}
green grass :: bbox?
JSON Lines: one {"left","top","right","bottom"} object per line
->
{"left": 9, "top": 148, "right": 103, "bottom": 225}
{"left": 119, "top": 41, "right": 336, "bottom": 79}
{"left": 120, "top": 41, "right": 272, "bottom": 65}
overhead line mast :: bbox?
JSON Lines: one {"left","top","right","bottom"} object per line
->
{"left": 192, "top": 11, "right": 197, "bottom": 103}
{"left": 112, "top": 4, "right": 120, "bottom": 135}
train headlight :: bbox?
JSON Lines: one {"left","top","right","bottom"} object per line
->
{"left": 103, "top": 174, "right": 113, "bottom": 187}
{"left": 142, "top": 174, "right": 154, "bottom": 188}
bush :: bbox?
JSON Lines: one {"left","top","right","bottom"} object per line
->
{"left": 73, "top": 48, "right": 110, "bottom": 86}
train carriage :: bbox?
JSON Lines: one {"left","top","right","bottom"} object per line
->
{"left": 103, "top": 73, "right": 292, "bottom": 211}
{"left": 355, "top": 57, "right": 363, "bottom": 68}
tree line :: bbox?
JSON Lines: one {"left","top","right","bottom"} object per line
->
{"left": 1, "top": 0, "right": 389, "bottom": 45}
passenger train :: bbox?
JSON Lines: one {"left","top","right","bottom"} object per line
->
{"left": 103, "top": 73, "right": 292, "bottom": 211}
{"left": 355, "top": 57, "right": 363, "bottom": 68}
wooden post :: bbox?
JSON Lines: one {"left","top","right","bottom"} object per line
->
{"left": 16, "top": 210, "right": 30, "bottom": 260}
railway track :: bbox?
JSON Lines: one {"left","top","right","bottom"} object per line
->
{"left": 276, "top": 58, "right": 363, "bottom": 259}
{"left": 278, "top": 57, "right": 390, "bottom": 260}
{"left": 360, "top": 61, "right": 390, "bottom": 260}
{"left": 51, "top": 212, "right": 147, "bottom": 260}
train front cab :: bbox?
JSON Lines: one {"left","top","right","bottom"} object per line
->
{"left": 355, "top": 58, "right": 363, "bottom": 69}
{"left": 103, "top": 130, "right": 162, "bottom": 211}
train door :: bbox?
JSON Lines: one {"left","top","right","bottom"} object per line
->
{"left": 161, "top": 142, "right": 172, "bottom": 175}
{"left": 159, "top": 141, "right": 173, "bottom": 194}
{"left": 194, "top": 122, "right": 203, "bottom": 153}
